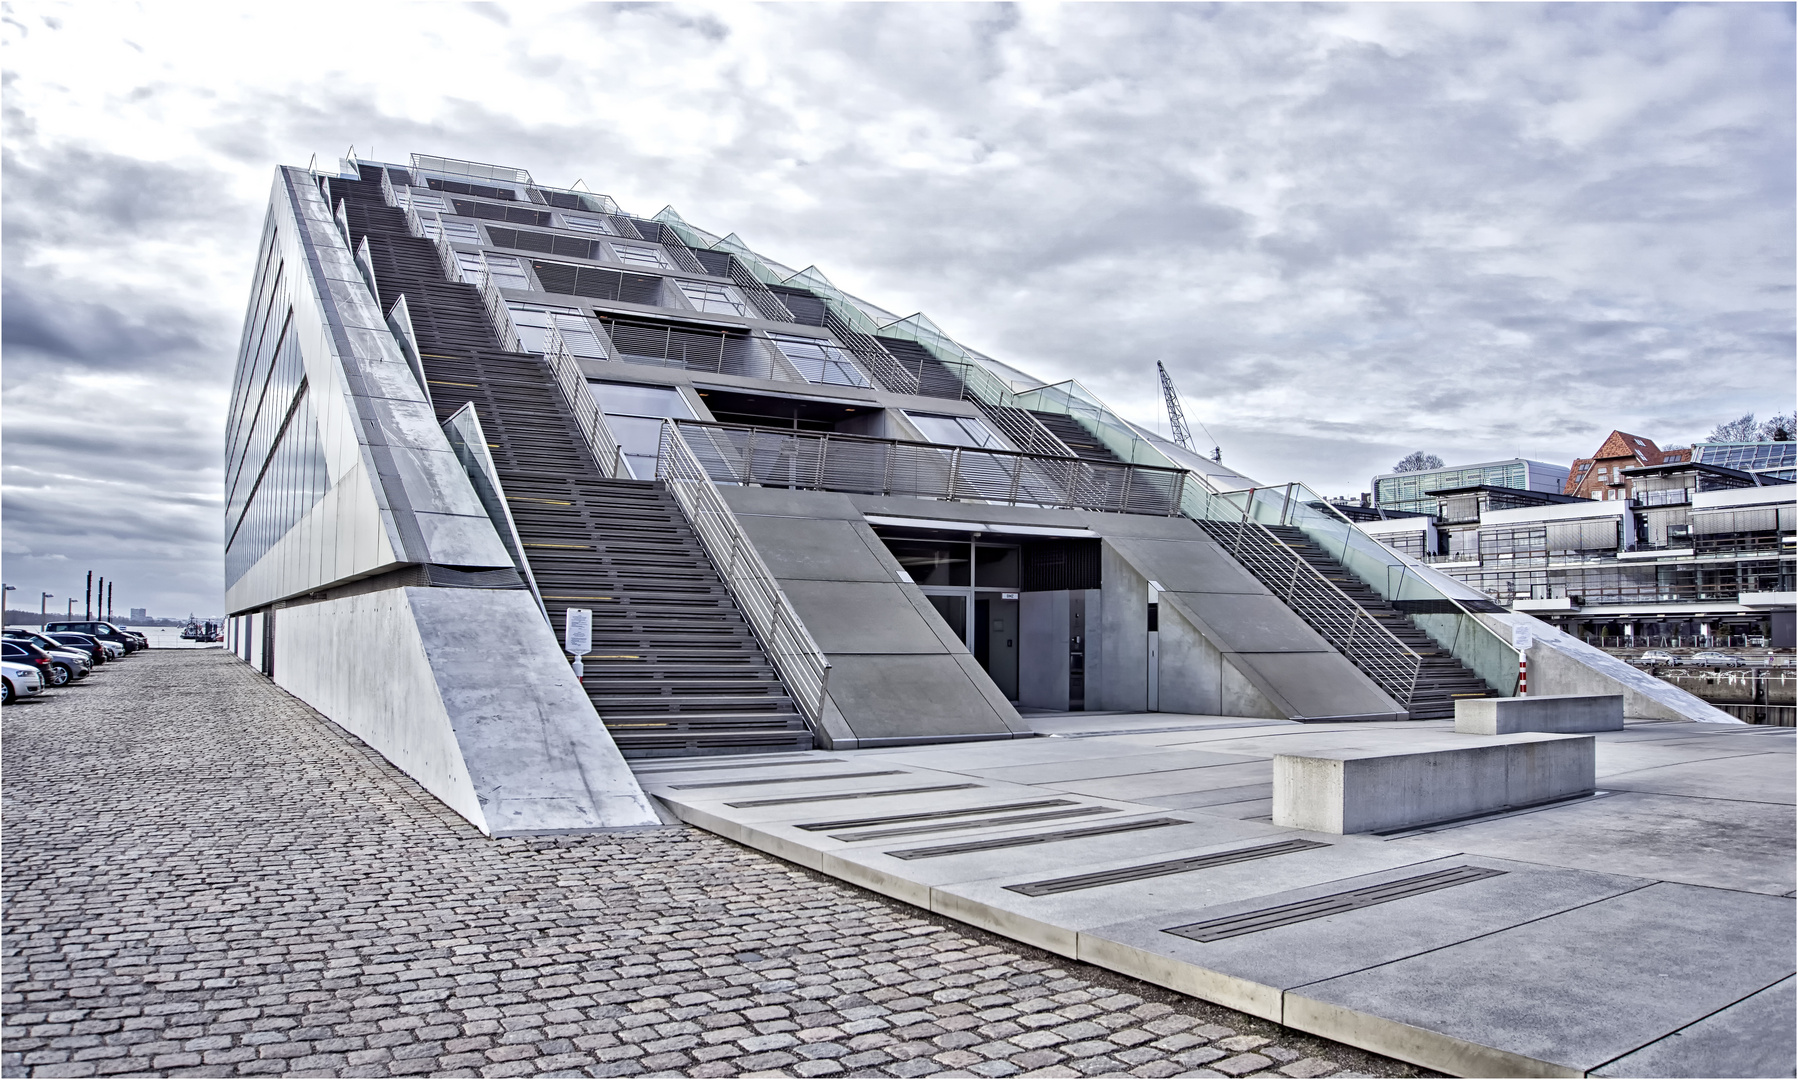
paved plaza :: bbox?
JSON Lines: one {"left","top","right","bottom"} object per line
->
{"left": 3, "top": 651, "right": 1426, "bottom": 1079}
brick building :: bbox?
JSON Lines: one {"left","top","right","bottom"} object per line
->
{"left": 1565, "top": 431, "right": 1690, "bottom": 500}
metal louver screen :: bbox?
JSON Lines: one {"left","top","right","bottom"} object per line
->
{"left": 427, "top": 177, "right": 517, "bottom": 201}
{"left": 486, "top": 227, "right": 602, "bottom": 261}
{"left": 1544, "top": 519, "right": 1620, "bottom": 551}
{"left": 1690, "top": 506, "right": 1784, "bottom": 534}
{"left": 693, "top": 249, "right": 733, "bottom": 276}
{"left": 598, "top": 317, "right": 739, "bottom": 366}
{"left": 529, "top": 261, "right": 662, "bottom": 305}
{"left": 767, "top": 286, "right": 828, "bottom": 326}
{"left": 450, "top": 199, "right": 553, "bottom": 226}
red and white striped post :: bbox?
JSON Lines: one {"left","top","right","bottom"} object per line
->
{"left": 1512, "top": 622, "right": 1534, "bottom": 697}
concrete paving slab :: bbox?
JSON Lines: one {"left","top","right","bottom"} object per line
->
{"left": 1148, "top": 782, "right": 1274, "bottom": 810}
{"left": 1185, "top": 796, "right": 1275, "bottom": 819}
{"left": 1021, "top": 712, "right": 1299, "bottom": 738}
{"left": 1391, "top": 789, "right": 1797, "bottom": 895}
{"left": 1593, "top": 740, "right": 1771, "bottom": 779}
{"left": 1287, "top": 881, "right": 1796, "bottom": 1076}
{"left": 1603, "top": 750, "right": 1796, "bottom": 805}
{"left": 1083, "top": 856, "right": 1645, "bottom": 1017}
{"left": 1043, "top": 760, "right": 1275, "bottom": 801}
{"left": 954, "top": 748, "right": 1264, "bottom": 784}
{"left": 1591, "top": 974, "right": 1796, "bottom": 1078}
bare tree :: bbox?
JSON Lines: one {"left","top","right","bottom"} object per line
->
{"left": 1707, "top": 413, "right": 1760, "bottom": 442}
{"left": 1392, "top": 451, "right": 1445, "bottom": 473}
{"left": 1760, "top": 413, "right": 1795, "bottom": 441}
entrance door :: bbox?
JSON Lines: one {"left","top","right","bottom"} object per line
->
{"left": 975, "top": 596, "right": 1019, "bottom": 700}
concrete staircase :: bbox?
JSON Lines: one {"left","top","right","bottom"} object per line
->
{"left": 1030, "top": 412, "right": 1126, "bottom": 465}
{"left": 337, "top": 167, "right": 811, "bottom": 757}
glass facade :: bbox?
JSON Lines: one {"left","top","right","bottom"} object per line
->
{"left": 1693, "top": 441, "right": 1797, "bottom": 481}
{"left": 1375, "top": 462, "right": 1529, "bottom": 514}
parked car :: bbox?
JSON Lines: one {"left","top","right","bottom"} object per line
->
{"left": 1688, "top": 650, "right": 1748, "bottom": 668}
{"left": 2, "top": 659, "right": 44, "bottom": 704}
{"left": 1638, "top": 650, "right": 1678, "bottom": 665}
{"left": 44, "top": 632, "right": 108, "bottom": 666}
{"left": 2, "top": 640, "right": 62, "bottom": 686}
{"left": 2, "top": 633, "right": 91, "bottom": 684}
{"left": 43, "top": 621, "right": 139, "bottom": 654}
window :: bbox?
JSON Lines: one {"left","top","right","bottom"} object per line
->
{"left": 406, "top": 192, "right": 447, "bottom": 212}
{"left": 440, "top": 218, "right": 482, "bottom": 245}
{"left": 609, "top": 241, "right": 670, "bottom": 269}
{"left": 768, "top": 333, "right": 869, "bottom": 387}
{"left": 561, "top": 215, "right": 614, "bottom": 236}
{"left": 508, "top": 304, "right": 607, "bottom": 358}
{"left": 676, "top": 280, "right": 750, "bottom": 317}
{"left": 588, "top": 380, "right": 694, "bottom": 480}
{"left": 905, "top": 412, "right": 1005, "bottom": 449}
{"left": 457, "top": 251, "right": 530, "bottom": 289}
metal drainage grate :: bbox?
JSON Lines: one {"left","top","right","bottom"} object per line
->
{"left": 887, "top": 817, "right": 1191, "bottom": 861}
{"left": 671, "top": 771, "right": 903, "bottom": 790}
{"left": 1164, "top": 864, "right": 1507, "bottom": 943}
{"left": 832, "top": 806, "right": 1118, "bottom": 843}
{"left": 797, "top": 799, "right": 1077, "bottom": 833}
{"left": 1006, "top": 839, "right": 1328, "bottom": 896}
{"left": 727, "top": 784, "right": 980, "bottom": 808}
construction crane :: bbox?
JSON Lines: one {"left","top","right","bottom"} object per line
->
{"left": 1157, "top": 361, "right": 1220, "bottom": 461}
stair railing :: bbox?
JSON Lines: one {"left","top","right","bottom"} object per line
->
{"left": 477, "top": 270, "right": 523, "bottom": 353}
{"left": 1202, "top": 515, "right": 1423, "bottom": 709}
{"left": 540, "top": 322, "right": 625, "bottom": 479}
{"left": 433, "top": 227, "right": 464, "bottom": 285}
{"left": 657, "top": 421, "right": 833, "bottom": 727}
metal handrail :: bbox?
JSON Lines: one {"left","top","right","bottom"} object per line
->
{"left": 434, "top": 225, "right": 464, "bottom": 285}
{"left": 671, "top": 419, "right": 1188, "bottom": 516}
{"left": 1203, "top": 518, "right": 1423, "bottom": 707}
{"left": 540, "top": 322, "right": 625, "bottom": 478}
{"left": 477, "top": 271, "right": 523, "bottom": 353}
{"left": 657, "top": 421, "right": 833, "bottom": 726}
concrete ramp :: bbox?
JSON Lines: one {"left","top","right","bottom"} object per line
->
{"left": 1093, "top": 516, "right": 1408, "bottom": 723}
{"left": 721, "top": 486, "right": 1030, "bottom": 748}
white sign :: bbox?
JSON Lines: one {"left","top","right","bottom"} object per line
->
{"left": 1511, "top": 622, "right": 1534, "bottom": 652}
{"left": 564, "top": 608, "right": 592, "bottom": 656}
{"left": 1001, "top": 593, "right": 1019, "bottom": 600}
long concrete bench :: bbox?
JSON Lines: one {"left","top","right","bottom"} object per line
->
{"left": 1273, "top": 733, "right": 1596, "bottom": 834}
{"left": 1455, "top": 693, "right": 1624, "bottom": 735}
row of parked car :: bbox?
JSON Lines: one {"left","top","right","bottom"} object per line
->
{"left": 1, "top": 621, "right": 148, "bottom": 704}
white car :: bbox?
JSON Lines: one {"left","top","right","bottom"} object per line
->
{"left": 2, "top": 660, "right": 44, "bottom": 704}
{"left": 1688, "top": 650, "right": 1748, "bottom": 668}
{"left": 1638, "top": 650, "right": 1678, "bottom": 665}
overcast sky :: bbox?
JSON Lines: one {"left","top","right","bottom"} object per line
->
{"left": 3, "top": 2, "right": 1793, "bottom": 619}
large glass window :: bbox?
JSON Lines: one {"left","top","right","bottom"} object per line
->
{"left": 769, "top": 334, "right": 869, "bottom": 387}
{"left": 588, "top": 380, "right": 694, "bottom": 479}
{"left": 905, "top": 412, "right": 1005, "bottom": 449}
{"left": 456, "top": 251, "right": 530, "bottom": 289}
{"left": 560, "top": 214, "right": 614, "bottom": 236}
{"left": 608, "top": 241, "right": 671, "bottom": 269}
{"left": 508, "top": 304, "right": 607, "bottom": 358}
{"left": 676, "top": 280, "right": 750, "bottom": 317}
{"left": 440, "top": 218, "right": 482, "bottom": 245}
{"left": 885, "top": 539, "right": 970, "bottom": 586}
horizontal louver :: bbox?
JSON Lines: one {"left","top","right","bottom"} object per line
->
{"left": 693, "top": 249, "right": 733, "bottom": 276}
{"left": 766, "top": 285, "right": 828, "bottom": 326}
{"left": 450, "top": 199, "right": 554, "bottom": 226}
{"left": 530, "top": 261, "right": 663, "bottom": 305}
{"left": 1544, "top": 519, "right": 1620, "bottom": 551}
{"left": 427, "top": 177, "right": 517, "bottom": 201}
{"left": 1690, "top": 506, "right": 1788, "bottom": 534}
{"left": 486, "top": 227, "right": 603, "bottom": 260}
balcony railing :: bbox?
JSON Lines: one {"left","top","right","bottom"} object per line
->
{"left": 669, "top": 420, "right": 1188, "bottom": 516}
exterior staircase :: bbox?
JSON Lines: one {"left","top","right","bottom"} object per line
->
{"left": 336, "top": 167, "right": 811, "bottom": 757}
{"left": 1198, "top": 520, "right": 1498, "bottom": 720}
{"left": 1030, "top": 412, "right": 1126, "bottom": 465}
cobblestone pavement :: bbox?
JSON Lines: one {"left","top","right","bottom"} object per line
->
{"left": 4, "top": 651, "right": 1437, "bottom": 1079}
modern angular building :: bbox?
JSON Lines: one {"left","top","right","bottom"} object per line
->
{"left": 223, "top": 152, "right": 1731, "bottom": 834}
{"left": 1370, "top": 458, "right": 1568, "bottom": 515}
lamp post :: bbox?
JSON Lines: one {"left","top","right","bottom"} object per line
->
{"left": 3, "top": 583, "right": 13, "bottom": 627}
{"left": 40, "top": 593, "right": 52, "bottom": 633}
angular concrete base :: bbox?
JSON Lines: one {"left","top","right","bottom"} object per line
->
{"left": 1273, "top": 734, "right": 1596, "bottom": 834}
{"left": 274, "top": 587, "right": 659, "bottom": 835}
{"left": 1456, "top": 694, "right": 1624, "bottom": 735}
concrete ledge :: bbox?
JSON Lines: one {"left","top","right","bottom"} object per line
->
{"left": 1272, "top": 735, "right": 1596, "bottom": 834}
{"left": 1456, "top": 694, "right": 1624, "bottom": 735}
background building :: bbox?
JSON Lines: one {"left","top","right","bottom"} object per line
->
{"left": 1692, "top": 439, "right": 1798, "bottom": 483}
{"left": 1564, "top": 430, "right": 1689, "bottom": 500}
{"left": 1371, "top": 458, "right": 1567, "bottom": 515}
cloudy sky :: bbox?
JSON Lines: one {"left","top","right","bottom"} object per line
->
{"left": 3, "top": 2, "right": 1793, "bottom": 619}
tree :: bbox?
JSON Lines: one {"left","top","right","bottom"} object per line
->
{"left": 1760, "top": 413, "right": 1795, "bottom": 441}
{"left": 1707, "top": 413, "right": 1760, "bottom": 442}
{"left": 1392, "top": 452, "right": 1444, "bottom": 473}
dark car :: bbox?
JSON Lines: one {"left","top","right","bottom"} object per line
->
{"left": 47, "top": 632, "right": 108, "bottom": 666}
{"left": 1, "top": 639, "right": 61, "bottom": 686}
{"left": 44, "top": 621, "right": 139, "bottom": 654}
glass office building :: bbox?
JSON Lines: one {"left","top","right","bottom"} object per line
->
{"left": 1371, "top": 458, "right": 1568, "bottom": 515}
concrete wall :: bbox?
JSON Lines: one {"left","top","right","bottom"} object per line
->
{"left": 1020, "top": 588, "right": 1104, "bottom": 712}
{"left": 720, "top": 487, "right": 1029, "bottom": 747}
{"left": 274, "top": 587, "right": 659, "bottom": 834}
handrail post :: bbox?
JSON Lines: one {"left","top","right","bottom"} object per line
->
{"left": 946, "top": 447, "right": 962, "bottom": 501}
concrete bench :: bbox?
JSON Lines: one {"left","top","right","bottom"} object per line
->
{"left": 1455, "top": 694, "right": 1624, "bottom": 735}
{"left": 1273, "top": 733, "right": 1595, "bottom": 834}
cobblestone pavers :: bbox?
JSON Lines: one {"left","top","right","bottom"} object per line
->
{"left": 3, "top": 651, "right": 1437, "bottom": 1078}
